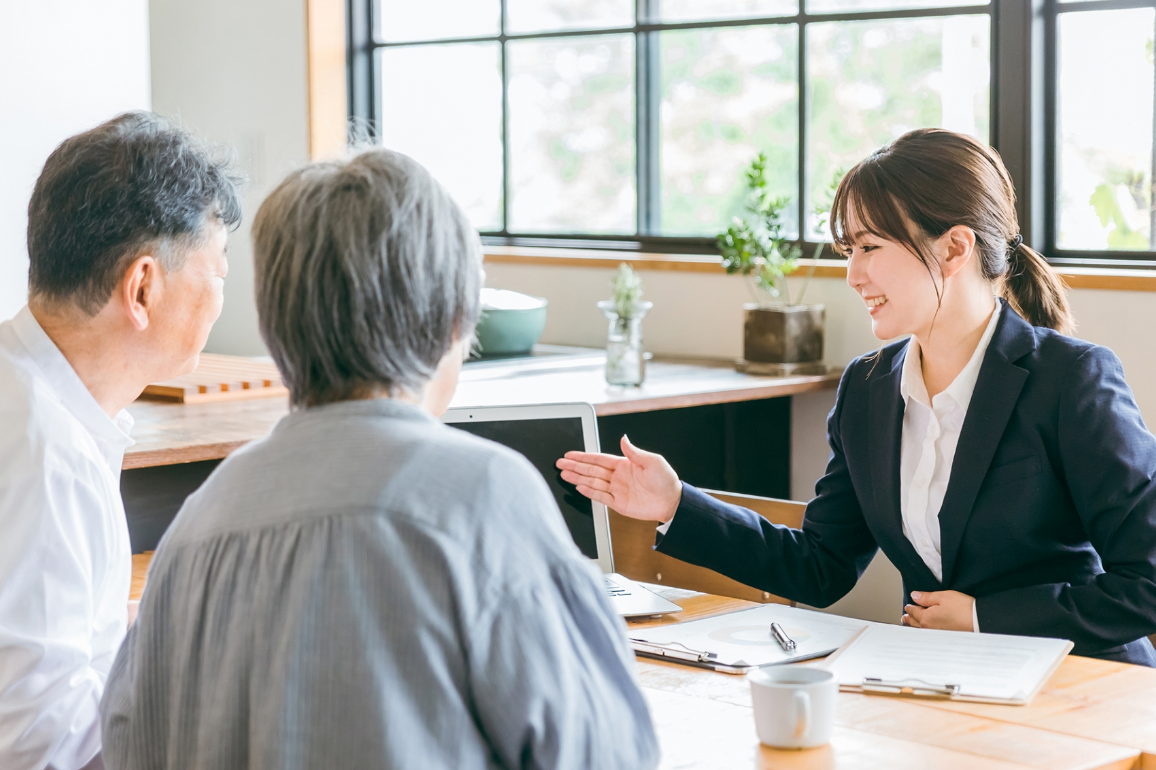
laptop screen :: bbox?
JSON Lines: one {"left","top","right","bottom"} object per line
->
{"left": 450, "top": 417, "right": 599, "bottom": 560}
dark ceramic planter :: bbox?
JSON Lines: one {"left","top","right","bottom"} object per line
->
{"left": 736, "top": 304, "right": 827, "bottom": 376}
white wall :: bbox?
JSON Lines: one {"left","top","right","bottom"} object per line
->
{"left": 148, "top": 0, "right": 311, "bottom": 356}
{"left": 0, "top": 0, "right": 152, "bottom": 321}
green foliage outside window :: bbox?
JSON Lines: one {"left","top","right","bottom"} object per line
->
{"left": 1090, "top": 168, "right": 1151, "bottom": 250}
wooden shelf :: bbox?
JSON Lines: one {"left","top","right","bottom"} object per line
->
{"left": 484, "top": 247, "right": 1156, "bottom": 292}
{"left": 124, "top": 354, "right": 841, "bottom": 470}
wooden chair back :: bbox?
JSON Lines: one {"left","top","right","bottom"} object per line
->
{"left": 609, "top": 490, "right": 805, "bottom": 604}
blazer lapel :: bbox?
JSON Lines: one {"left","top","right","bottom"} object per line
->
{"left": 869, "top": 344, "right": 940, "bottom": 587}
{"left": 937, "top": 303, "right": 1037, "bottom": 585}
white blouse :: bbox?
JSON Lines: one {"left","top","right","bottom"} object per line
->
{"left": 899, "top": 301, "right": 1001, "bottom": 631}
{"left": 0, "top": 306, "right": 133, "bottom": 770}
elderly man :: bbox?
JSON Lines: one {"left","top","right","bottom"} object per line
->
{"left": 100, "top": 149, "right": 659, "bottom": 770}
{"left": 0, "top": 112, "right": 240, "bottom": 770}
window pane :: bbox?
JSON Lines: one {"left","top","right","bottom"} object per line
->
{"left": 378, "top": 44, "right": 503, "bottom": 231}
{"left": 660, "top": 25, "right": 799, "bottom": 237}
{"left": 658, "top": 0, "right": 796, "bottom": 23}
{"left": 508, "top": 35, "right": 636, "bottom": 234}
{"left": 1057, "top": 8, "right": 1155, "bottom": 251}
{"left": 377, "top": 0, "right": 499, "bottom": 42}
{"left": 809, "top": 0, "right": 977, "bottom": 14}
{"left": 506, "top": 0, "right": 633, "bottom": 34}
{"left": 807, "top": 16, "right": 990, "bottom": 237}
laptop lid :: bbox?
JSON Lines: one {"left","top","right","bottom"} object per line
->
{"left": 441, "top": 403, "right": 614, "bottom": 574}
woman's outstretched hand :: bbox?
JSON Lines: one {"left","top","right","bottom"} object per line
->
{"left": 556, "top": 435, "right": 682, "bottom": 523}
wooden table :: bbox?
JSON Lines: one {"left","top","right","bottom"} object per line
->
{"left": 629, "top": 587, "right": 1155, "bottom": 770}
{"left": 127, "top": 555, "right": 1156, "bottom": 769}
{"left": 124, "top": 352, "right": 840, "bottom": 469}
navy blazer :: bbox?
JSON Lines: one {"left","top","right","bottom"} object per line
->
{"left": 657, "top": 301, "right": 1156, "bottom": 665}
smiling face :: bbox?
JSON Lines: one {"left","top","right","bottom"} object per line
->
{"left": 843, "top": 207, "right": 944, "bottom": 342}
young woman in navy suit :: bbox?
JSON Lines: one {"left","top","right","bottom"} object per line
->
{"left": 557, "top": 129, "right": 1156, "bottom": 665}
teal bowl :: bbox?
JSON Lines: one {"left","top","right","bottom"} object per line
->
{"left": 474, "top": 291, "right": 548, "bottom": 356}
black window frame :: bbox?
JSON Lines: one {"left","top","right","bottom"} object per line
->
{"left": 348, "top": 0, "right": 1155, "bottom": 268}
{"left": 1043, "top": 0, "right": 1156, "bottom": 268}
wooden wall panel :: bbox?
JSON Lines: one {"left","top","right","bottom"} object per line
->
{"left": 306, "top": 0, "right": 348, "bottom": 160}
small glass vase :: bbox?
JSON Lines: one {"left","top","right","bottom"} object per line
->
{"left": 597, "top": 300, "right": 653, "bottom": 387}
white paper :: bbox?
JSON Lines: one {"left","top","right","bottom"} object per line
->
{"left": 631, "top": 604, "right": 871, "bottom": 667}
{"left": 828, "top": 624, "right": 1072, "bottom": 701}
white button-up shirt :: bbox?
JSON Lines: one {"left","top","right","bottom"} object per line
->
{"left": 0, "top": 306, "right": 133, "bottom": 770}
{"left": 900, "top": 301, "right": 1001, "bottom": 631}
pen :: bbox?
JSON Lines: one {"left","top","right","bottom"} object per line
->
{"left": 770, "top": 622, "right": 797, "bottom": 652}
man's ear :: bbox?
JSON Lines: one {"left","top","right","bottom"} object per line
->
{"left": 120, "top": 255, "right": 161, "bottom": 332}
{"left": 938, "top": 225, "right": 977, "bottom": 281}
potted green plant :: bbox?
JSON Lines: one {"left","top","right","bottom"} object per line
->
{"left": 596, "top": 263, "right": 652, "bottom": 386}
{"left": 717, "top": 153, "right": 828, "bottom": 376}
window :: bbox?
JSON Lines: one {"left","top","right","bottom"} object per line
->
{"left": 1049, "top": 0, "right": 1156, "bottom": 263}
{"left": 351, "top": 0, "right": 993, "bottom": 252}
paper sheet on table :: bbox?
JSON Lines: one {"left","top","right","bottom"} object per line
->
{"left": 630, "top": 604, "right": 872, "bottom": 668}
{"left": 825, "top": 624, "right": 1073, "bottom": 705}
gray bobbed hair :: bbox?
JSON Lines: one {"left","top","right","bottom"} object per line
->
{"left": 253, "top": 148, "right": 483, "bottom": 407}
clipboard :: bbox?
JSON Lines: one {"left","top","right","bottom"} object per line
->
{"left": 823, "top": 624, "right": 1074, "bottom": 705}
{"left": 629, "top": 604, "right": 872, "bottom": 674}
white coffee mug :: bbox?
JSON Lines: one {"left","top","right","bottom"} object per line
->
{"left": 747, "top": 666, "right": 837, "bottom": 749}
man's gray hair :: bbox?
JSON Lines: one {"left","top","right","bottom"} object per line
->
{"left": 253, "top": 148, "right": 482, "bottom": 407}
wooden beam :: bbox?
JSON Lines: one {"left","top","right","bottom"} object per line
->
{"left": 484, "top": 247, "right": 1156, "bottom": 292}
{"left": 306, "top": 0, "right": 348, "bottom": 161}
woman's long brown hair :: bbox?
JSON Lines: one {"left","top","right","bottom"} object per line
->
{"left": 829, "top": 128, "right": 1074, "bottom": 335}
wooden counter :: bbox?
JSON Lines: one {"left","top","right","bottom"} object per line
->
{"left": 124, "top": 352, "right": 841, "bottom": 470}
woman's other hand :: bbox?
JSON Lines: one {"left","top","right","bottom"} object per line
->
{"left": 556, "top": 435, "right": 682, "bottom": 523}
{"left": 902, "top": 590, "right": 975, "bottom": 631}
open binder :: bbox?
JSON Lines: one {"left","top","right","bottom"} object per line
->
{"left": 824, "top": 624, "right": 1074, "bottom": 705}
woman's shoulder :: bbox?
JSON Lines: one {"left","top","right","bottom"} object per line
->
{"left": 1028, "top": 323, "right": 1098, "bottom": 356}
{"left": 1003, "top": 314, "right": 1128, "bottom": 393}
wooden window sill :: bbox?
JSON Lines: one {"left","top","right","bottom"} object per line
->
{"left": 483, "top": 246, "right": 1156, "bottom": 292}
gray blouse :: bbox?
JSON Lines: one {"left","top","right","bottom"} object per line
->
{"left": 100, "top": 399, "right": 658, "bottom": 770}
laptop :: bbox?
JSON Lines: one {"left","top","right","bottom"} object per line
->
{"left": 442, "top": 403, "right": 682, "bottom": 618}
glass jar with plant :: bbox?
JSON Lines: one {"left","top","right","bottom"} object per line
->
{"left": 597, "top": 263, "right": 652, "bottom": 386}
{"left": 716, "top": 154, "right": 836, "bottom": 376}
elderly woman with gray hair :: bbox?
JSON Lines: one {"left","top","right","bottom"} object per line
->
{"left": 99, "top": 149, "right": 659, "bottom": 770}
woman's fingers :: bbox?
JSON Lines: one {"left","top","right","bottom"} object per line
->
{"left": 560, "top": 470, "right": 611, "bottom": 493}
{"left": 909, "top": 590, "right": 939, "bottom": 607}
{"left": 575, "top": 485, "right": 615, "bottom": 508}
{"left": 620, "top": 435, "right": 658, "bottom": 466}
{"left": 904, "top": 604, "right": 926, "bottom": 625}
{"left": 558, "top": 451, "right": 621, "bottom": 471}
{"left": 901, "top": 614, "right": 922, "bottom": 628}
{"left": 557, "top": 459, "right": 613, "bottom": 482}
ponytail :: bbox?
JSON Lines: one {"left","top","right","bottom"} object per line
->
{"left": 1001, "top": 243, "right": 1075, "bottom": 335}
